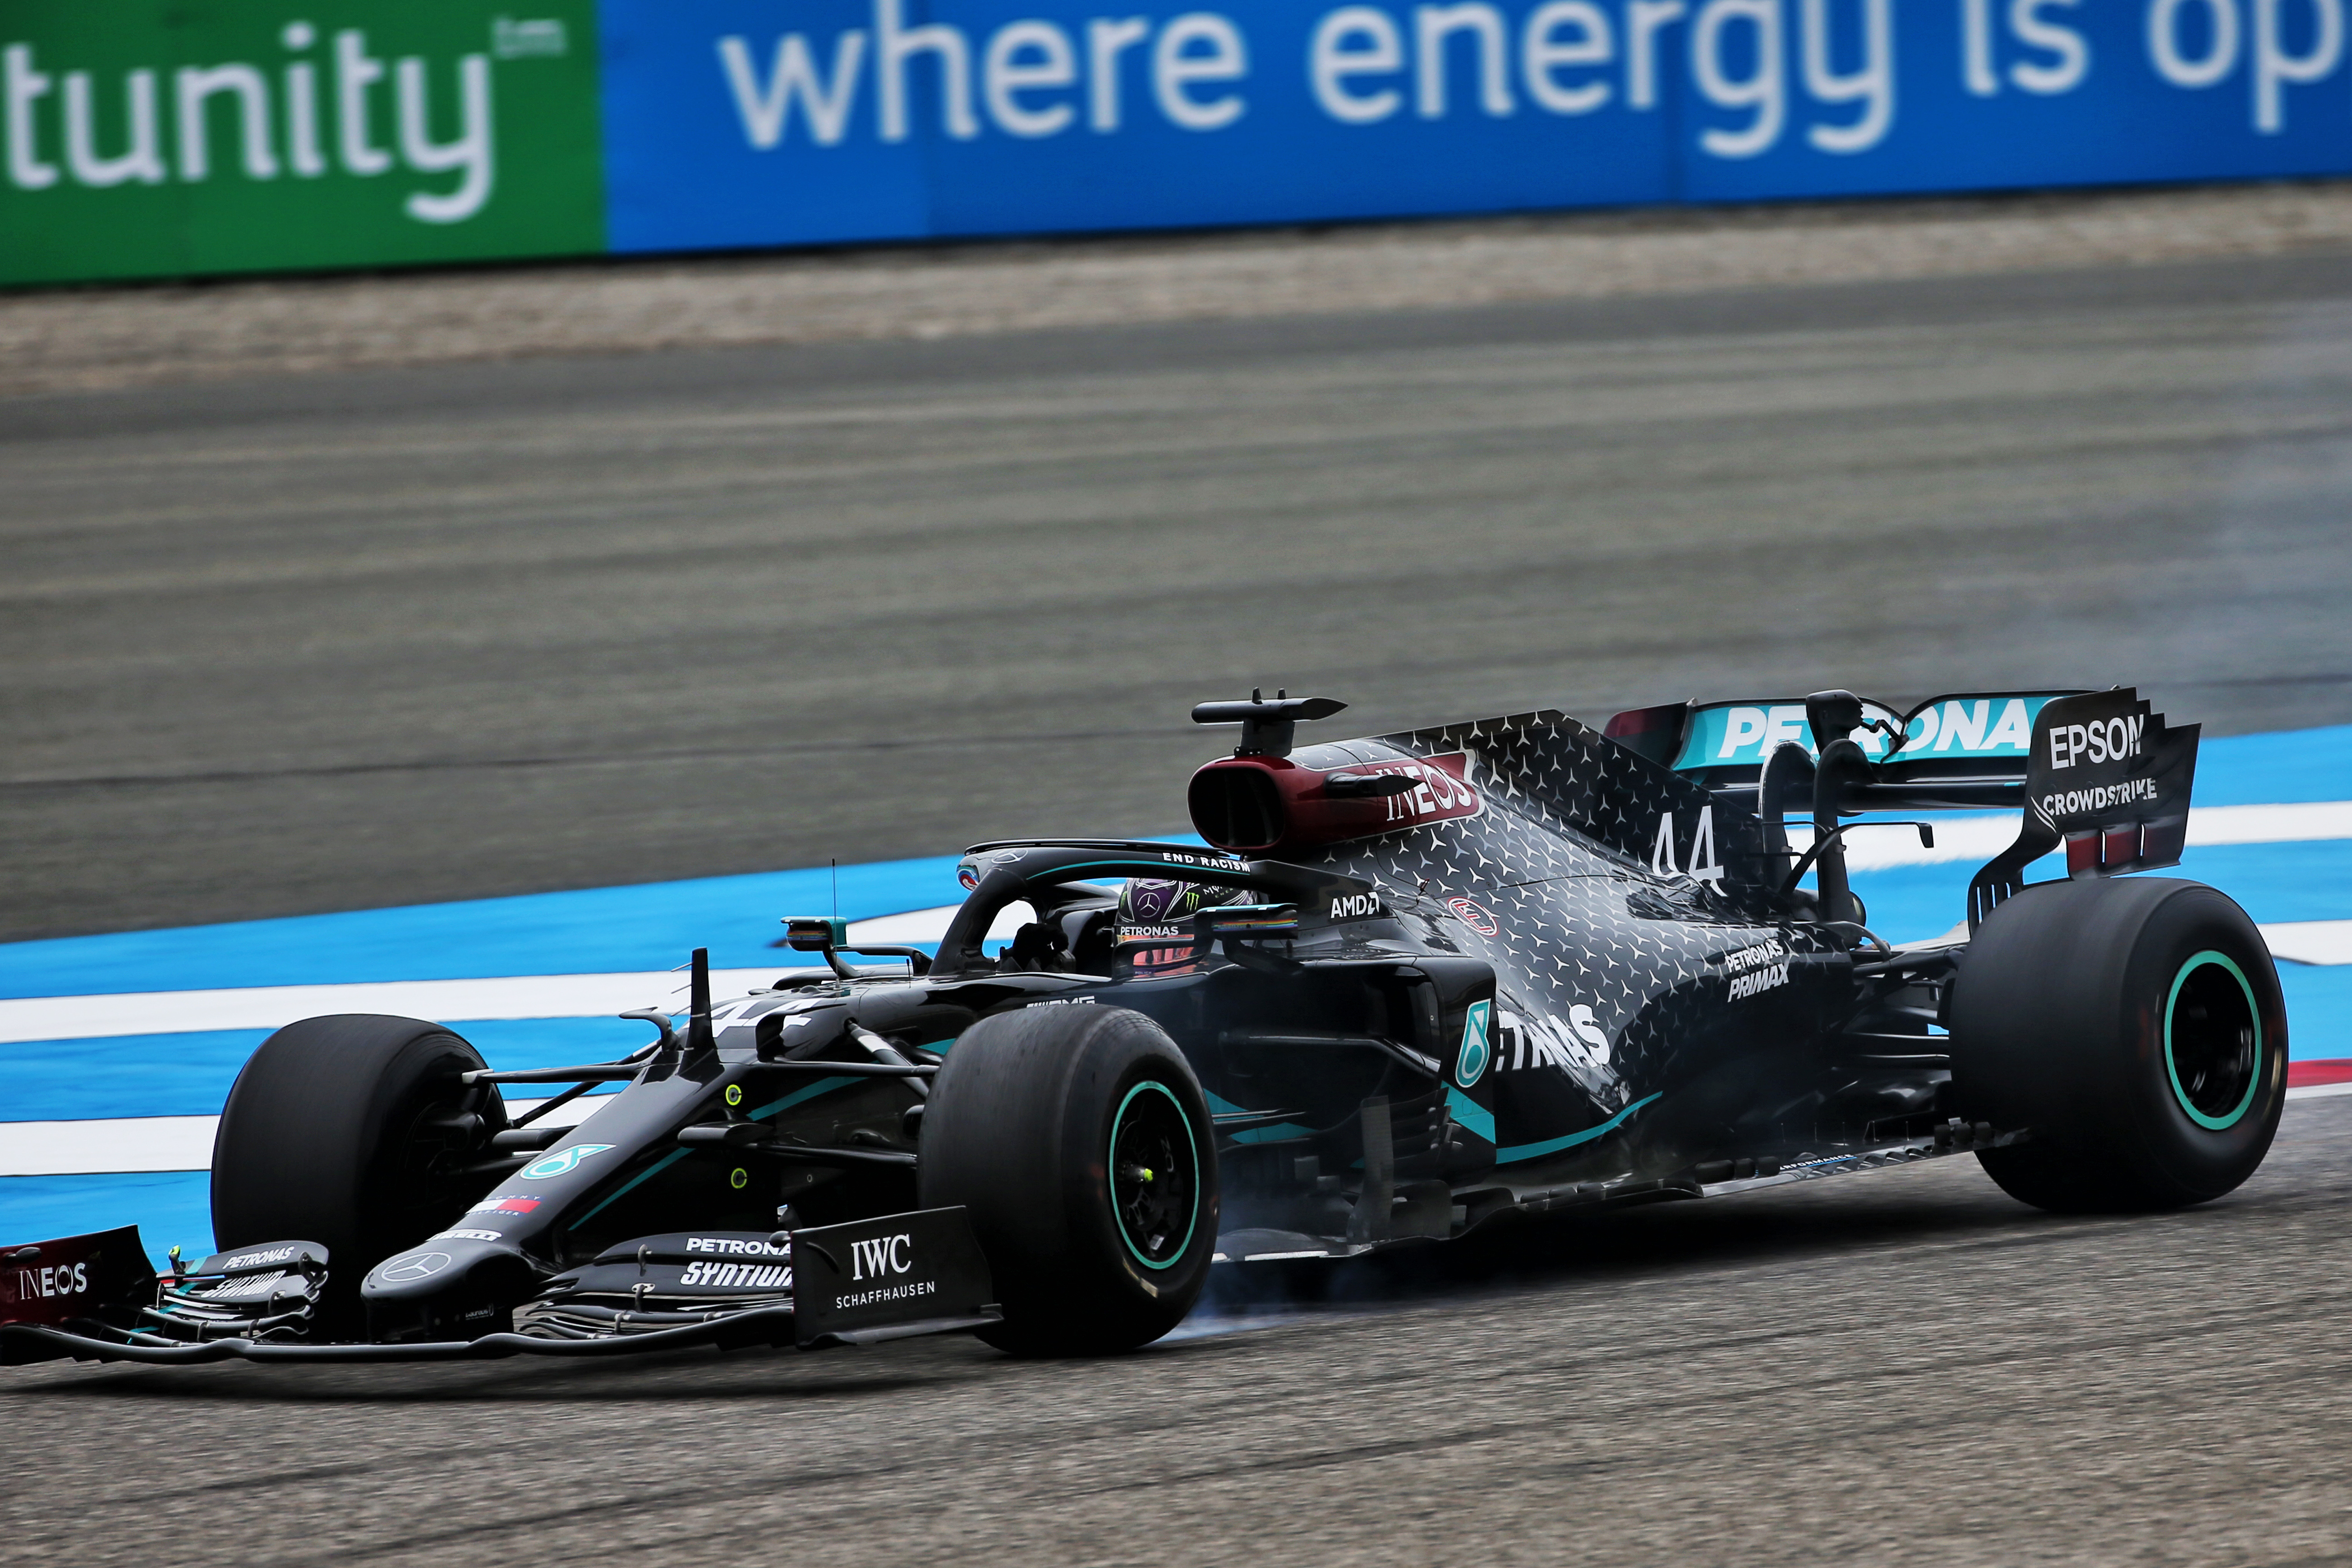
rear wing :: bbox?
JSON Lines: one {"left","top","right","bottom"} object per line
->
{"left": 1611, "top": 692, "right": 2076, "bottom": 799}
{"left": 1604, "top": 689, "right": 2199, "bottom": 931}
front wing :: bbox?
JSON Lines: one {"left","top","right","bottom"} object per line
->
{"left": 1, "top": 1208, "right": 1000, "bottom": 1366}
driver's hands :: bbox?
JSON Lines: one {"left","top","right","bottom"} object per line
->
{"left": 1005, "top": 920, "right": 1070, "bottom": 972}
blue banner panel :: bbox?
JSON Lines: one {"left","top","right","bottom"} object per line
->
{"left": 600, "top": 0, "right": 932, "bottom": 248}
{"left": 1673, "top": 0, "right": 2352, "bottom": 200}
{"left": 599, "top": 0, "right": 2352, "bottom": 252}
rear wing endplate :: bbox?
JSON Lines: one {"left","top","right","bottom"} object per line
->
{"left": 1966, "top": 688, "right": 2199, "bottom": 927}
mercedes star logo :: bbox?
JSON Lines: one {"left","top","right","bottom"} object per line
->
{"left": 374, "top": 1250, "right": 452, "bottom": 1283}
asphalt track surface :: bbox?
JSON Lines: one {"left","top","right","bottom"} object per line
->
{"left": 6, "top": 253, "right": 2352, "bottom": 941}
{"left": 3, "top": 1098, "right": 2345, "bottom": 1567}
{"left": 6, "top": 252, "right": 2352, "bottom": 1564}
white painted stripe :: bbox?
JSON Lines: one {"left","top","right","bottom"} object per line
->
{"left": 845, "top": 905, "right": 1030, "bottom": 946}
{"left": 0, "top": 906, "right": 1037, "bottom": 1046}
{"left": 2, "top": 1116, "right": 220, "bottom": 1176}
{"left": 2262, "top": 920, "right": 2352, "bottom": 966}
{"left": 848, "top": 910, "right": 2352, "bottom": 972}
{"left": 2185, "top": 802, "right": 2352, "bottom": 848}
{"left": 1819, "top": 799, "right": 2352, "bottom": 872}
{"left": 7, "top": 1081, "right": 2344, "bottom": 1176}
{"left": 0, "top": 968, "right": 789, "bottom": 1047}
{"left": 0, "top": 811, "right": 2346, "bottom": 1051}
{"left": 0, "top": 1097, "right": 598, "bottom": 1178}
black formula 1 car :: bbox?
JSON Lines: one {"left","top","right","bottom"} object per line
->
{"left": 2, "top": 686, "right": 2288, "bottom": 1364}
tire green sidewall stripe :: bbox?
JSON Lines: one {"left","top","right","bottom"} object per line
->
{"left": 2163, "top": 950, "right": 2264, "bottom": 1132}
{"left": 1111, "top": 1079, "right": 1199, "bottom": 1271}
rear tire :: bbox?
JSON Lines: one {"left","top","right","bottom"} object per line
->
{"left": 211, "top": 1014, "right": 505, "bottom": 1333}
{"left": 919, "top": 1004, "right": 1218, "bottom": 1354}
{"left": 1950, "top": 877, "right": 2286, "bottom": 1213}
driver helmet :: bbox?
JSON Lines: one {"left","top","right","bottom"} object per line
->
{"left": 1116, "top": 878, "right": 1250, "bottom": 977}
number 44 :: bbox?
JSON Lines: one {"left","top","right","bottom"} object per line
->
{"left": 1650, "top": 807, "right": 1723, "bottom": 882}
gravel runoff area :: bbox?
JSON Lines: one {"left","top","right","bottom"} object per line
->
{"left": 8, "top": 179, "right": 2352, "bottom": 398}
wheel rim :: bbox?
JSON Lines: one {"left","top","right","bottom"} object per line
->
{"left": 1109, "top": 1079, "right": 1200, "bottom": 1271}
{"left": 2164, "top": 951, "right": 2264, "bottom": 1131}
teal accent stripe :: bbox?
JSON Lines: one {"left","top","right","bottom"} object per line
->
{"left": 1446, "top": 1087, "right": 1494, "bottom": 1142}
{"left": 1495, "top": 1093, "right": 1663, "bottom": 1164}
{"left": 1204, "top": 1086, "right": 1313, "bottom": 1145}
{"left": 570, "top": 1147, "right": 688, "bottom": 1227}
{"left": 570, "top": 1074, "right": 860, "bottom": 1230}
{"left": 748, "top": 1076, "right": 860, "bottom": 1122}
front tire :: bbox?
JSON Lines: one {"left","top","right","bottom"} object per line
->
{"left": 212, "top": 1014, "right": 505, "bottom": 1333}
{"left": 919, "top": 1004, "right": 1218, "bottom": 1354}
{"left": 1950, "top": 877, "right": 2286, "bottom": 1213}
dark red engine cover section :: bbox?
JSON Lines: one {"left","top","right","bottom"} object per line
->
{"left": 1188, "top": 746, "right": 1485, "bottom": 857}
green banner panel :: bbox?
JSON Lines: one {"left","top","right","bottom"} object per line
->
{"left": 0, "top": 0, "right": 604, "bottom": 285}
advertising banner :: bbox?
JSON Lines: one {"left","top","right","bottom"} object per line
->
{"left": 0, "top": 0, "right": 603, "bottom": 285}
{"left": 603, "top": 0, "right": 2352, "bottom": 251}
{"left": 5, "top": 0, "right": 2350, "bottom": 286}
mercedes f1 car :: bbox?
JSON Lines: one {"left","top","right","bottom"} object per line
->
{"left": 2, "top": 686, "right": 2286, "bottom": 1364}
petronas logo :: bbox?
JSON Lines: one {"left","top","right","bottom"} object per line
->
{"left": 522, "top": 1142, "right": 613, "bottom": 1180}
{"left": 1455, "top": 999, "right": 1492, "bottom": 1088}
